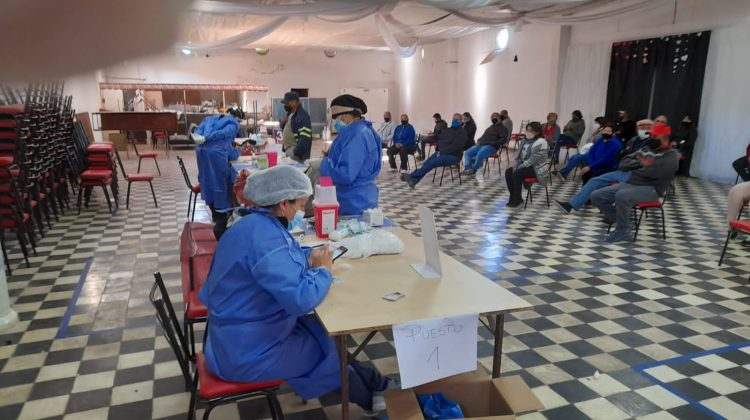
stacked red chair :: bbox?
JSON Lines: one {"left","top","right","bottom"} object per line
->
{"left": 180, "top": 222, "right": 217, "bottom": 359}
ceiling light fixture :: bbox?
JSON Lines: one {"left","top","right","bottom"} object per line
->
{"left": 324, "top": 50, "right": 337, "bottom": 58}
{"left": 181, "top": 48, "right": 192, "bottom": 56}
{"left": 496, "top": 28, "right": 509, "bottom": 51}
{"left": 254, "top": 47, "right": 270, "bottom": 56}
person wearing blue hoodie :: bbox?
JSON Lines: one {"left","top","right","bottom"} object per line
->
{"left": 194, "top": 114, "right": 240, "bottom": 230}
{"left": 320, "top": 94, "right": 382, "bottom": 215}
{"left": 558, "top": 123, "right": 621, "bottom": 183}
{"left": 386, "top": 114, "right": 416, "bottom": 173}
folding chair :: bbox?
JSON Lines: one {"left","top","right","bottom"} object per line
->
{"left": 523, "top": 177, "right": 550, "bottom": 209}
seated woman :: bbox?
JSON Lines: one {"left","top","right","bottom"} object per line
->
{"left": 505, "top": 122, "right": 549, "bottom": 208}
{"left": 199, "top": 165, "right": 389, "bottom": 415}
{"left": 559, "top": 123, "right": 621, "bottom": 182}
{"left": 552, "top": 110, "right": 585, "bottom": 159}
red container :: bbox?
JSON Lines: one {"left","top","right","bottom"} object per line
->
{"left": 313, "top": 200, "right": 339, "bottom": 238}
{"left": 266, "top": 152, "right": 278, "bottom": 167}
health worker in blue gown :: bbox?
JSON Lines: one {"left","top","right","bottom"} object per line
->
{"left": 198, "top": 165, "right": 389, "bottom": 414}
{"left": 194, "top": 113, "right": 240, "bottom": 225}
{"left": 320, "top": 94, "right": 382, "bottom": 215}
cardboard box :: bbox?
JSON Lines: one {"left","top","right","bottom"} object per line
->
{"left": 108, "top": 132, "right": 127, "bottom": 151}
{"left": 384, "top": 372, "right": 543, "bottom": 420}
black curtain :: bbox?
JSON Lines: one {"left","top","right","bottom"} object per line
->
{"left": 605, "top": 39, "right": 658, "bottom": 122}
{"left": 605, "top": 31, "right": 711, "bottom": 125}
{"left": 651, "top": 31, "right": 711, "bottom": 126}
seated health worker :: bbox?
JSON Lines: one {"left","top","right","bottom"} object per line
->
{"left": 320, "top": 94, "right": 382, "bottom": 215}
{"left": 198, "top": 165, "right": 389, "bottom": 414}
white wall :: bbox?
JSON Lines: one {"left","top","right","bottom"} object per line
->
{"left": 64, "top": 70, "right": 104, "bottom": 140}
{"left": 395, "top": 24, "right": 563, "bottom": 133}
{"left": 101, "top": 49, "right": 398, "bottom": 120}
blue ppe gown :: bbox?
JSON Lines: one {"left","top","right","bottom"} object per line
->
{"left": 320, "top": 120, "right": 382, "bottom": 215}
{"left": 195, "top": 115, "right": 240, "bottom": 210}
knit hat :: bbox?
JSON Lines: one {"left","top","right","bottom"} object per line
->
{"left": 330, "top": 94, "right": 367, "bottom": 118}
{"left": 650, "top": 123, "right": 671, "bottom": 137}
{"left": 636, "top": 119, "right": 654, "bottom": 126}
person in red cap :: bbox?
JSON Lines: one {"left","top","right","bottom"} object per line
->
{"left": 589, "top": 123, "right": 679, "bottom": 242}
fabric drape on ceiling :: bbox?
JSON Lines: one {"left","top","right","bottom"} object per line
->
{"left": 557, "top": 42, "right": 611, "bottom": 144}
{"left": 605, "top": 39, "right": 658, "bottom": 122}
{"left": 651, "top": 32, "right": 711, "bottom": 128}
{"left": 692, "top": 22, "right": 750, "bottom": 184}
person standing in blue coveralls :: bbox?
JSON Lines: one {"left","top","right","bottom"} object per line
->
{"left": 320, "top": 94, "right": 382, "bottom": 215}
{"left": 199, "top": 165, "right": 389, "bottom": 416}
{"left": 194, "top": 113, "right": 240, "bottom": 236}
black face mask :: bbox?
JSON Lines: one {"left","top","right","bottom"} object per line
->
{"left": 682, "top": 121, "right": 692, "bottom": 127}
{"left": 384, "top": 117, "right": 391, "bottom": 123}
{"left": 401, "top": 120, "right": 408, "bottom": 125}
{"left": 601, "top": 133, "right": 613, "bottom": 140}
{"left": 500, "top": 115, "right": 507, "bottom": 121}
{"left": 283, "top": 104, "right": 292, "bottom": 113}
{"left": 646, "top": 137, "right": 662, "bottom": 150}
{"left": 491, "top": 118, "right": 499, "bottom": 125}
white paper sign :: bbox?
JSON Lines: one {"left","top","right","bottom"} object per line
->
{"left": 393, "top": 313, "right": 479, "bottom": 389}
{"left": 410, "top": 205, "right": 442, "bottom": 279}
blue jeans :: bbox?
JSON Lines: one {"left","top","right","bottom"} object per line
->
{"left": 463, "top": 145, "right": 495, "bottom": 172}
{"left": 560, "top": 153, "right": 588, "bottom": 177}
{"left": 411, "top": 154, "right": 459, "bottom": 183}
{"left": 569, "top": 170, "right": 632, "bottom": 210}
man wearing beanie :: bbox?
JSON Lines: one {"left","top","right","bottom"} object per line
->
{"left": 320, "top": 94, "right": 382, "bottom": 215}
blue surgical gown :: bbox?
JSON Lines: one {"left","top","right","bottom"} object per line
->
{"left": 195, "top": 115, "right": 240, "bottom": 209}
{"left": 198, "top": 209, "right": 339, "bottom": 399}
{"left": 320, "top": 120, "right": 382, "bottom": 215}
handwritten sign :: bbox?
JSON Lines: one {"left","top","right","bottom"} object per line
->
{"left": 393, "top": 314, "right": 479, "bottom": 388}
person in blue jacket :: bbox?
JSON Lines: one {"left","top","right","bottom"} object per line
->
{"left": 321, "top": 94, "right": 382, "bottom": 215}
{"left": 194, "top": 114, "right": 240, "bottom": 230}
{"left": 386, "top": 113, "right": 416, "bottom": 173}
{"left": 199, "top": 165, "right": 389, "bottom": 414}
{"left": 558, "top": 123, "right": 621, "bottom": 182}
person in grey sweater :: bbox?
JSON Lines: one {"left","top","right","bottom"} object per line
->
{"left": 505, "top": 121, "right": 549, "bottom": 208}
{"left": 590, "top": 123, "right": 679, "bottom": 242}
{"left": 553, "top": 110, "right": 586, "bottom": 161}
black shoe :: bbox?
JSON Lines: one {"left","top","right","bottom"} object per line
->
{"left": 555, "top": 200, "right": 573, "bottom": 214}
{"left": 404, "top": 174, "right": 417, "bottom": 189}
{"left": 506, "top": 200, "right": 523, "bottom": 208}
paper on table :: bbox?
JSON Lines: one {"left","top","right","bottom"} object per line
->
{"left": 393, "top": 313, "right": 479, "bottom": 389}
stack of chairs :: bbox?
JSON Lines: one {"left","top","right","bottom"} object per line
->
{"left": 0, "top": 83, "right": 92, "bottom": 274}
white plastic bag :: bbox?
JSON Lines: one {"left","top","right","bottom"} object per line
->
{"left": 335, "top": 230, "right": 405, "bottom": 258}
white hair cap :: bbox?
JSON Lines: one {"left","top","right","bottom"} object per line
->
{"left": 244, "top": 165, "right": 313, "bottom": 206}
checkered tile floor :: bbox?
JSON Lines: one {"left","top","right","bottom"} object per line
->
{"left": 0, "top": 146, "right": 748, "bottom": 419}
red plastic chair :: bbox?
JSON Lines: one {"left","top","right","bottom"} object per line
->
{"left": 114, "top": 149, "right": 157, "bottom": 208}
{"left": 150, "top": 272, "right": 284, "bottom": 420}
{"left": 130, "top": 139, "right": 161, "bottom": 175}
{"left": 178, "top": 156, "right": 200, "bottom": 221}
{"left": 481, "top": 152, "right": 501, "bottom": 178}
{"left": 78, "top": 169, "right": 116, "bottom": 214}
{"left": 719, "top": 220, "right": 750, "bottom": 266}
{"left": 523, "top": 177, "right": 550, "bottom": 209}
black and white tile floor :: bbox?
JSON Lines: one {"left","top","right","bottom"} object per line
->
{"left": 0, "top": 148, "right": 748, "bottom": 419}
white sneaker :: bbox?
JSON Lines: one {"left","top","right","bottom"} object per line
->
{"left": 388, "top": 168, "right": 397, "bottom": 172}
{"left": 400, "top": 169, "right": 407, "bottom": 174}
{"left": 371, "top": 394, "right": 386, "bottom": 412}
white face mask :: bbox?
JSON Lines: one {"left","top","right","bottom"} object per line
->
{"left": 638, "top": 129, "right": 650, "bottom": 140}
{"left": 525, "top": 132, "right": 535, "bottom": 140}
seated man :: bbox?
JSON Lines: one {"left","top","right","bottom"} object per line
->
{"left": 463, "top": 112, "right": 508, "bottom": 175}
{"left": 555, "top": 124, "right": 662, "bottom": 214}
{"left": 558, "top": 123, "right": 620, "bottom": 183}
{"left": 732, "top": 142, "right": 750, "bottom": 182}
{"left": 199, "top": 166, "right": 389, "bottom": 415}
{"left": 386, "top": 114, "right": 417, "bottom": 174}
{"left": 552, "top": 110, "right": 585, "bottom": 160}
{"left": 417, "top": 113, "right": 448, "bottom": 160}
{"left": 404, "top": 113, "right": 466, "bottom": 188}
{"left": 590, "top": 123, "right": 679, "bottom": 242}
{"left": 616, "top": 119, "right": 654, "bottom": 161}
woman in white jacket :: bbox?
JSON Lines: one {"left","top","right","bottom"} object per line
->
{"left": 505, "top": 121, "right": 549, "bottom": 208}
